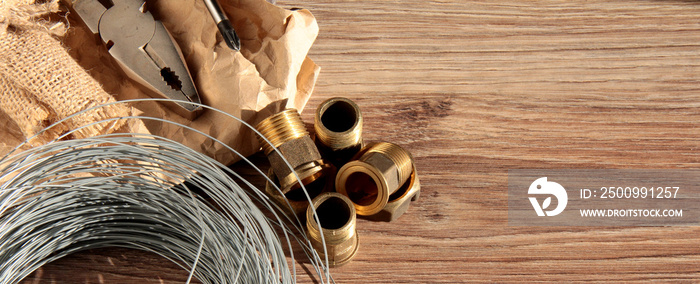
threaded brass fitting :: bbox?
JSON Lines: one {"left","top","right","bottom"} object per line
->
{"left": 314, "top": 97, "right": 363, "bottom": 166}
{"left": 365, "top": 165, "right": 420, "bottom": 222}
{"left": 256, "top": 109, "right": 327, "bottom": 194}
{"left": 264, "top": 164, "right": 335, "bottom": 219}
{"left": 336, "top": 142, "right": 414, "bottom": 216}
{"left": 306, "top": 192, "right": 359, "bottom": 267}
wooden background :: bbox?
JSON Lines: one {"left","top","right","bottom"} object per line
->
{"left": 23, "top": 0, "right": 700, "bottom": 283}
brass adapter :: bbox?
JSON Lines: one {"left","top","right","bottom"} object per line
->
{"left": 306, "top": 192, "right": 359, "bottom": 267}
{"left": 336, "top": 142, "right": 414, "bottom": 216}
{"left": 256, "top": 109, "right": 327, "bottom": 194}
{"left": 314, "top": 97, "right": 363, "bottom": 165}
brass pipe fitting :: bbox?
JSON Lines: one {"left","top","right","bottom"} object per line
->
{"left": 256, "top": 109, "right": 326, "bottom": 194}
{"left": 306, "top": 192, "right": 359, "bottom": 267}
{"left": 264, "top": 164, "right": 335, "bottom": 219}
{"left": 314, "top": 97, "right": 363, "bottom": 166}
{"left": 336, "top": 142, "right": 414, "bottom": 216}
{"left": 365, "top": 165, "right": 420, "bottom": 222}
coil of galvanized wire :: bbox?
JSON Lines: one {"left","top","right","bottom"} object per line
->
{"left": 0, "top": 99, "right": 333, "bottom": 283}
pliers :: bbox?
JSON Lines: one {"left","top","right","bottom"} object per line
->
{"left": 69, "top": 0, "right": 202, "bottom": 118}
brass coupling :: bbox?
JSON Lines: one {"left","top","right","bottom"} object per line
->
{"left": 306, "top": 192, "right": 359, "bottom": 267}
{"left": 336, "top": 142, "right": 414, "bottom": 216}
{"left": 314, "top": 97, "right": 363, "bottom": 166}
{"left": 256, "top": 109, "right": 327, "bottom": 194}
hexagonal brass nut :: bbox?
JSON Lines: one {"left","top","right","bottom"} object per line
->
{"left": 255, "top": 109, "right": 325, "bottom": 195}
{"left": 364, "top": 167, "right": 420, "bottom": 222}
{"left": 266, "top": 136, "right": 324, "bottom": 194}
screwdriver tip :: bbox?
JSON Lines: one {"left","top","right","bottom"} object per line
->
{"left": 217, "top": 20, "right": 241, "bottom": 51}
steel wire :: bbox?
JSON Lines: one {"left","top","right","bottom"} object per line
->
{"left": 0, "top": 99, "right": 335, "bottom": 283}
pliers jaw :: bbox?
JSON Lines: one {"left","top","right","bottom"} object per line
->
{"left": 70, "top": 0, "right": 203, "bottom": 119}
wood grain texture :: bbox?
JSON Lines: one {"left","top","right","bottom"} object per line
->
{"left": 22, "top": 0, "right": 700, "bottom": 283}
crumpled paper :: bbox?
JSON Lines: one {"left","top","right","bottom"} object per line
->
{"left": 65, "top": 0, "right": 320, "bottom": 165}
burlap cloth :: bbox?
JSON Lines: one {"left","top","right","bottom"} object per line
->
{"left": 0, "top": 0, "right": 320, "bottom": 165}
{"left": 0, "top": 0, "right": 140, "bottom": 152}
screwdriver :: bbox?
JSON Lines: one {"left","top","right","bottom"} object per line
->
{"left": 203, "top": 0, "right": 241, "bottom": 51}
